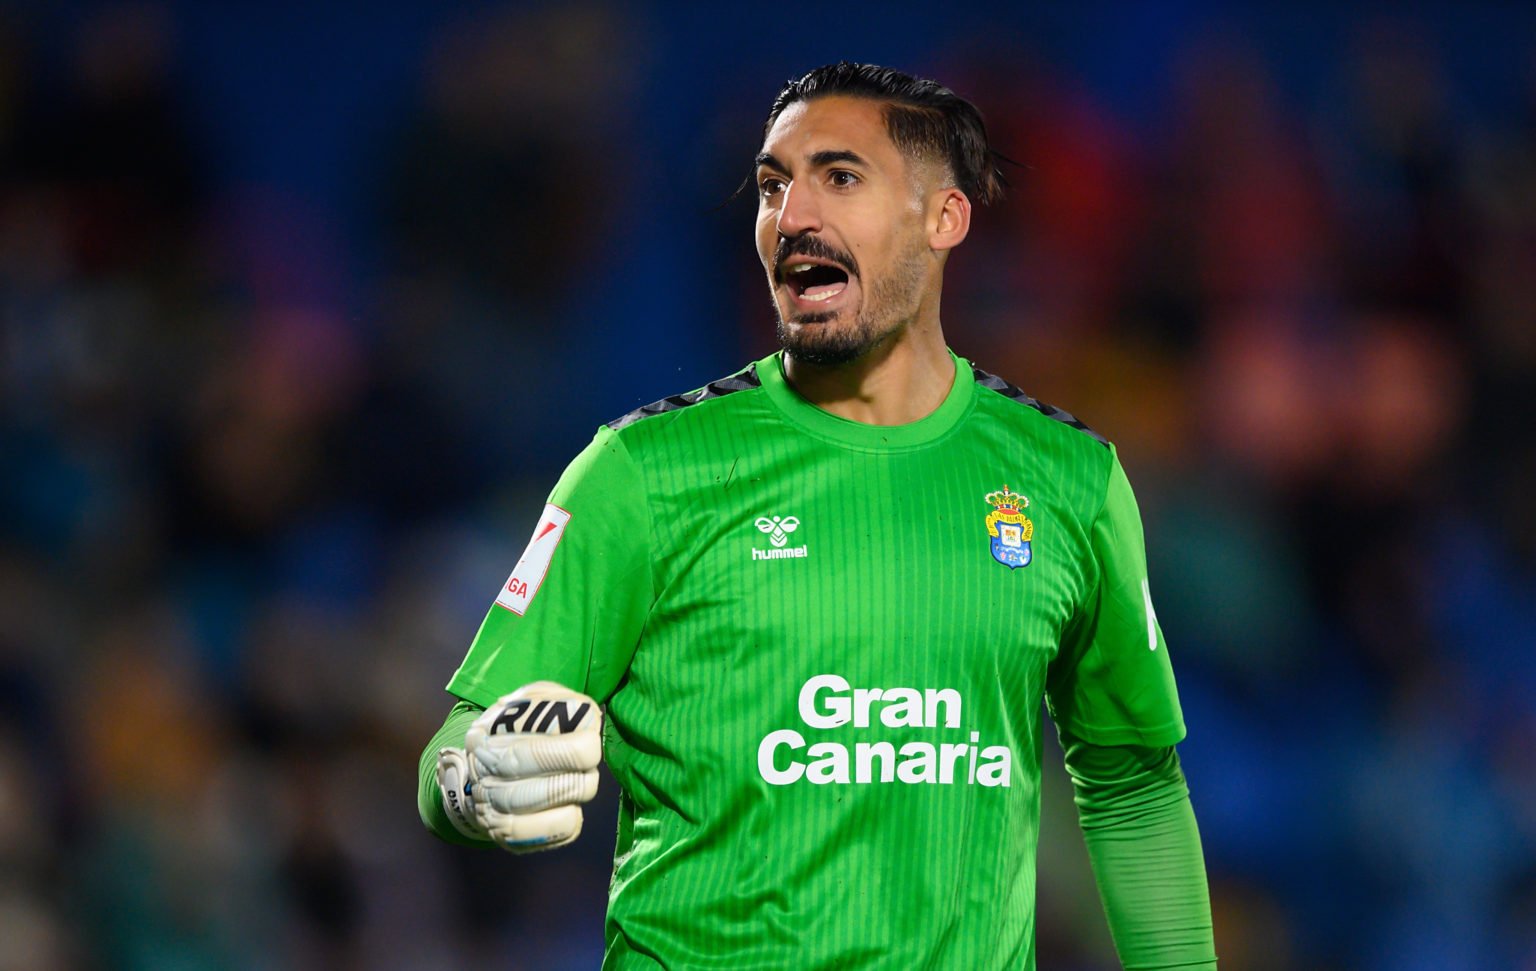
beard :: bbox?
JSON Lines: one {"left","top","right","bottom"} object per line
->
{"left": 773, "top": 238, "right": 929, "bottom": 368}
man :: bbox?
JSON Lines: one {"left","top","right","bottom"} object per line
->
{"left": 419, "top": 62, "right": 1217, "bottom": 969}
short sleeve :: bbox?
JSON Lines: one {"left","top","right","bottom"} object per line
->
{"left": 447, "top": 426, "right": 652, "bottom": 707}
{"left": 1045, "top": 446, "right": 1186, "bottom": 747}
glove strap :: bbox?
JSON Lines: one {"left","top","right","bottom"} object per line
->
{"left": 436, "top": 747, "right": 487, "bottom": 841}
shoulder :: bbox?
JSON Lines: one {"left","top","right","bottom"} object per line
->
{"left": 967, "top": 360, "right": 1110, "bottom": 450}
{"left": 965, "top": 359, "right": 1119, "bottom": 521}
{"left": 604, "top": 360, "right": 766, "bottom": 435}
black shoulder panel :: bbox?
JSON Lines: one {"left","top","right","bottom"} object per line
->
{"left": 606, "top": 363, "right": 762, "bottom": 431}
{"left": 970, "top": 363, "right": 1110, "bottom": 447}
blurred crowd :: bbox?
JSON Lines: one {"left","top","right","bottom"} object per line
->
{"left": 1, "top": 3, "right": 1533, "bottom": 970}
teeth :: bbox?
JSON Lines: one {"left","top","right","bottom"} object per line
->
{"left": 788, "top": 263, "right": 816, "bottom": 274}
{"left": 802, "top": 287, "right": 844, "bottom": 302}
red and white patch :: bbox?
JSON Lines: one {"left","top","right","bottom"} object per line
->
{"left": 495, "top": 504, "right": 571, "bottom": 615}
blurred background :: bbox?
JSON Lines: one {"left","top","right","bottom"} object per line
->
{"left": 1, "top": 1, "right": 1534, "bottom": 968}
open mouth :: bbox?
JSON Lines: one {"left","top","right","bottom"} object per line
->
{"left": 782, "top": 260, "right": 851, "bottom": 304}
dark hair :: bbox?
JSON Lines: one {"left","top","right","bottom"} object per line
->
{"left": 763, "top": 62, "right": 1007, "bottom": 205}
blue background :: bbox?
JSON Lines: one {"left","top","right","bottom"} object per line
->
{"left": 2, "top": 2, "right": 1534, "bottom": 968}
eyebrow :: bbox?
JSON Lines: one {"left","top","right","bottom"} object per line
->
{"left": 753, "top": 149, "right": 871, "bottom": 172}
{"left": 809, "top": 149, "right": 868, "bottom": 168}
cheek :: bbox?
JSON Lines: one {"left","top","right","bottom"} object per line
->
{"left": 755, "top": 215, "right": 778, "bottom": 269}
{"left": 843, "top": 207, "right": 902, "bottom": 261}
{"left": 849, "top": 229, "right": 891, "bottom": 276}
{"left": 878, "top": 218, "right": 927, "bottom": 265}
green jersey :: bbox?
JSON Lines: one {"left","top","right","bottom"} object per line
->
{"left": 448, "top": 349, "right": 1186, "bottom": 969}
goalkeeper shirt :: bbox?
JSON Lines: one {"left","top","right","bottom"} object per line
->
{"left": 446, "top": 349, "right": 1188, "bottom": 969}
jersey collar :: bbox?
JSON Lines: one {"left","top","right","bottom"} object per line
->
{"left": 757, "top": 349, "right": 975, "bottom": 450}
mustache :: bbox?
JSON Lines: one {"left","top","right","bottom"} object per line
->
{"left": 774, "top": 235, "right": 860, "bottom": 282}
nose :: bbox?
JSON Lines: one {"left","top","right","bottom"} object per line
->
{"left": 776, "top": 180, "right": 821, "bottom": 238}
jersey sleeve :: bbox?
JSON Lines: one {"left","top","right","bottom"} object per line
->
{"left": 447, "top": 425, "right": 652, "bottom": 707}
{"left": 1045, "top": 446, "right": 1186, "bottom": 747}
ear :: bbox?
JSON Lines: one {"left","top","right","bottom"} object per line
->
{"left": 927, "top": 187, "right": 971, "bottom": 253}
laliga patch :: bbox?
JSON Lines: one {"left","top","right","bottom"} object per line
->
{"left": 495, "top": 504, "right": 572, "bottom": 614}
{"left": 985, "top": 485, "right": 1033, "bottom": 569}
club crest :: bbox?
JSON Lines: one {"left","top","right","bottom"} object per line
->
{"left": 985, "top": 486, "right": 1033, "bottom": 569}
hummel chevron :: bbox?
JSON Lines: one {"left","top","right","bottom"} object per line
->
{"left": 752, "top": 514, "right": 808, "bottom": 560}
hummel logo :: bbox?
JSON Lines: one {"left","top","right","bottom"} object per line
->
{"left": 752, "top": 515, "right": 808, "bottom": 561}
{"left": 754, "top": 515, "right": 801, "bottom": 547}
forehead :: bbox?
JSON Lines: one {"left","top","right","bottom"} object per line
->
{"left": 759, "top": 95, "right": 902, "bottom": 168}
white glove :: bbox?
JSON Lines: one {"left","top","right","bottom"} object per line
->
{"left": 436, "top": 681, "right": 603, "bottom": 853}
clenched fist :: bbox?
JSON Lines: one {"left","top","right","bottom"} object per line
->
{"left": 436, "top": 681, "right": 603, "bottom": 852}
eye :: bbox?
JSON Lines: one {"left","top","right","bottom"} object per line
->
{"left": 829, "top": 170, "right": 860, "bottom": 188}
{"left": 759, "top": 176, "right": 786, "bottom": 197}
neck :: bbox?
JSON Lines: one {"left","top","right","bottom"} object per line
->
{"left": 782, "top": 319, "right": 955, "bottom": 426}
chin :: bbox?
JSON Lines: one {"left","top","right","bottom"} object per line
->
{"left": 777, "top": 315, "right": 891, "bottom": 368}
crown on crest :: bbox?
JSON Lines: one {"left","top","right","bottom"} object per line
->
{"left": 986, "top": 486, "right": 1028, "bottom": 513}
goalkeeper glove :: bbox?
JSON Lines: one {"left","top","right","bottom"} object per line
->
{"left": 435, "top": 681, "right": 602, "bottom": 852}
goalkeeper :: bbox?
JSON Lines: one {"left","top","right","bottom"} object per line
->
{"left": 419, "top": 62, "right": 1216, "bottom": 969}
